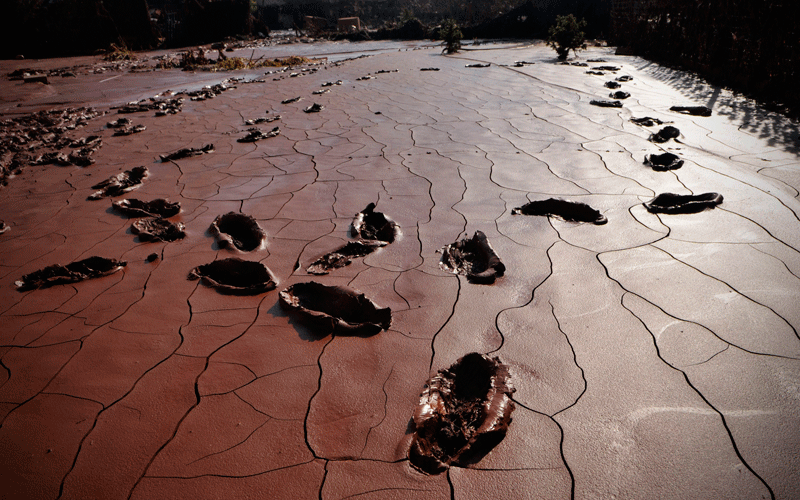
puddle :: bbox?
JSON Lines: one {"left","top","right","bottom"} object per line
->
{"left": 210, "top": 212, "right": 266, "bottom": 251}
{"left": 408, "top": 352, "right": 515, "bottom": 474}
{"left": 16, "top": 256, "right": 126, "bottom": 291}
{"left": 512, "top": 198, "right": 608, "bottom": 224}
{"left": 438, "top": 231, "right": 505, "bottom": 284}
{"left": 644, "top": 193, "right": 724, "bottom": 214}
{"left": 279, "top": 281, "right": 391, "bottom": 336}
{"left": 188, "top": 258, "right": 277, "bottom": 294}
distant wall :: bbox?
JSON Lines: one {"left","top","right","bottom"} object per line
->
{"left": 610, "top": 0, "right": 799, "bottom": 115}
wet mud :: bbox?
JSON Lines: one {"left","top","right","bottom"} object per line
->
{"left": 112, "top": 198, "right": 181, "bottom": 218}
{"left": 88, "top": 166, "right": 148, "bottom": 200}
{"left": 351, "top": 203, "right": 398, "bottom": 243}
{"left": 649, "top": 125, "right": 681, "bottom": 143}
{"left": 15, "top": 256, "right": 126, "bottom": 291}
{"left": 159, "top": 144, "right": 214, "bottom": 161}
{"left": 408, "top": 353, "right": 515, "bottom": 474}
{"left": 131, "top": 217, "right": 186, "bottom": 242}
{"left": 210, "top": 212, "right": 266, "bottom": 251}
{"left": 438, "top": 231, "right": 506, "bottom": 284}
{"left": 670, "top": 105, "right": 712, "bottom": 116}
{"left": 306, "top": 240, "right": 386, "bottom": 275}
{"left": 188, "top": 258, "right": 277, "bottom": 295}
{"left": 279, "top": 281, "right": 392, "bottom": 336}
{"left": 644, "top": 192, "right": 724, "bottom": 214}
{"left": 112, "top": 124, "right": 146, "bottom": 136}
{"left": 644, "top": 152, "right": 684, "bottom": 171}
{"left": 237, "top": 127, "right": 280, "bottom": 142}
{"left": 512, "top": 198, "right": 608, "bottom": 224}
{"left": 590, "top": 99, "right": 622, "bottom": 108}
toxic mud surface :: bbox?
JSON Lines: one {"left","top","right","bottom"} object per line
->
{"left": 1, "top": 41, "right": 799, "bottom": 500}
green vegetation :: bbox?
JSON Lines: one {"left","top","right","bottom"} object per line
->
{"left": 547, "top": 14, "right": 587, "bottom": 60}
{"left": 440, "top": 19, "right": 462, "bottom": 54}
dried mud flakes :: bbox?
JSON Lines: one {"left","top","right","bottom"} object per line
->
{"left": 88, "top": 166, "right": 148, "bottom": 200}
{"left": 131, "top": 217, "right": 186, "bottom": 242}
{"left": 512, "top": 198, "right": 608, "bottom": 225}
{"left": 16, "top": 256, "right": 126, "bottom": 291}
{"left": 159, "top": 144, "right": 214, "bottom": 161}
{"left": 644, "top": 192, "right": 723, "bottom": 214}
{"left": 644, "top": 152, "right": 684, "bottom": 171}
{"left": 210, "top": 212, "right": 266, "bottom": 251}
{"left": 351, "top": 203, "right": 398, "bottom": 243}
{"left": 112, "top": 198, "right": 180, "bottom": 218}
{"left": 237, "top": 127, "right": 280, "bottom": 142}
{"left": 670, "top": 105, "right": 712, "bottom": 117}
{"left": 279, "top": 281, "right": 391, "bottom": 336}
{"left": 306, "top": 240, "right": 386, "bottom": 275}
{"left": 438, "top": 231, "right": 505, "bottom": 284}
{"left": 188, "top": 258, "right": 277, "bottom": 295}
{"left": 590, "top": 99, "right": 622, "bottom": 108}
{"left": 649, "top": 126, "right": 681, "bottom": 143}
{"left": 409, "top": 353, "right": 515, "bottom": 474}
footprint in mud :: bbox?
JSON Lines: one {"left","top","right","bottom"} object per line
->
{"left": 644, "top": 152, "right": 684, "bottom": 171}
{"left": 16, "top": 257, "right": 126, "bottom": 291}
{"left": 438, "top": 231, "right": 505, "bottom": 284}
{"left": 631, "top": 116, "right": 665, "bottom": 127}
{"left": 112, "top": 198, "right": 181, "bottom": 218}
{"left": 512, "top": 198, "right": 608, "bottom": 224}
{"left": 408, "top": 352, "right": 515, "bottom": 474}
{"left": 306, "top": 240, "right": 386, "bottom": 275}
{"left": 609, "top": 91, "right": 630, "bottom": 99}
{"left": 88, "top": 166, "right": 148, "bottom": 200}
{"left": 132, "top": 217, "right": 186, "bottom": 242}
{"left": 210, "top": 212, "right": 266, "bottom": 251}
{"left": 644, "top": 193, "right": 723, "bottom": 214}
{"left": 670, "top": 105, "right": 712, "bottom": 116}
{"left": 237, "top": 127, "right": 280, "bottom": 142}
{"left": 351, "top": 203, "right": 398, "bottom": 243}
{"left": 188, "top": 258, "right": 277, "bottom": 295}
{"left": 279, "top": 281, "right": 391, "bottom": 336}
{"left": 590, "top": 99, "right": 622, "bottom": 108}
{"left": 649, "top": 126, "right": 681, "bottom": 143}
{"left": 159, "top": 144, "right": 214, "bottom": 162}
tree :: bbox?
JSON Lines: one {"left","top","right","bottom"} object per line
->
{"left": 440, "top": 18, "right": 462, "bottom": 54}
{"left": 547, "top": 14, "right": 587, "bottom": 60}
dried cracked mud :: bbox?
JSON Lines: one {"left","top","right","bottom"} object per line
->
{"left": 1, "top": 41, "right": 799, "bottom": 500}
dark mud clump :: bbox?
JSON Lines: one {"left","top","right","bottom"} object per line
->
{"left": 644, "top": 152, "right": 684, "bottom": 171}
{"left": 244, "top": 115, "right": 280, "bottom": 125}
{"left": 408, "top": 353, "right": 515, "bottom": 474}
{"left": 16, "top": 256, "right": 126, "bottom": 291}
{"left": 210, "top": 212, "right": 266, "bottom": 251}
{"left": 281, "top": 96, "right": 302, "bottom": 104}
{"left": 188, "top": 258, "right": 277, "bottom": 295}
{"left": 631, "top": 116, "right": 665, "bottom": 127}
{"left": 303, "top": 103, "right": 324, "bottom": 113}
{"left": 465, "top": 63, "right": 490, "bottom": 68}
{"left": 512, "top": 198, "right": 608, "bottom": 225}
{"left": 237, "top": 127, "right": 280, "bottom": 143}
{"left": 307, "top": 240, "right": 386, "bottom": 275}
{"left": 116, "top": 97, "right": 184, "bottom": 116}
{"left": 649, "top": 126, "right": 681, "bottom": 143}
{"left": 351, "top": 203, "right": 398, "bottom": 243}
{"left": 438, "top": 231, "right": 505, "bottom": 284}
{"left": 279, "top": 281, "right": 392, "bottom": 336}
{"left": 604, "top": 81, "right": 621, "bottom": 89}
{"left": 585, "top": 70, "right": 605, "bottom": 75}
{"left": 616, "top": 75, "right": 633, "bottom": 82}
{"left": 131, "top": 217, "right": 186, "bottom": 242}
{"left": 421, "top": 67, "right": 440, "bottom": 71}
{"left": 88, "top": 166, "right": 148, "bottom": 200}
{"left": 670, "top": 105, "right": 712, "bottom": 117}
{"left": 112, "top": 198, "right": 180, "bottom": 218}
{"left": 609, "top": 91, "right": 630, "bottom": 100}
{"left": 159, "top": 144, "right": 214, "bottom": 161}
{"left": 590, "top": 99, "right": 622, "bottom": 108}
{"left": 112, "top": 124, "right": 146, "bottom": 136}
{"left": 644, "top": 192, "right": 724, "bottom": 214}
{"left": 594, "top": 65, "right": 620, "bottom": 72}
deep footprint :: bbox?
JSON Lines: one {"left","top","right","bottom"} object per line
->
{"left": 88, "top": 166, "right": 148, "bottom": 200}
{"left": 306, "top": 240, "right": 386, "bottom": 275}
{"left": 279, "top": 281, "right": 391, "bottom": 336}
{"left": 210, "top": 212, "right": 266, "bottom": 251}
{"left": 512, "top": 198, "right": 608, "bottom": 224}
{"left": 438, "top": 231, "right": 505, "bottom": 284}
{"left": 351, "top": 203, "right": 398, "bottom": 243}
{"left": 649, "top": 126, "right": 681, "bottom": 143}
{"left": 644, "top": 152, "right": 684, "bottom": 171}
{"left": 188, "top": 258, "right": 277, "bottom": 294}
{"left": 670, "top": 105, "right": 712, "bottom": 116}
{"left": 16, "top": 256, "right": 126, "bottom": 291}
{"left": 112, "top": 198, "right": 181, "bottom": 218}
{"left": 132, "top": 217, "right": 186, "bottom": 242}
{"left": 408, "top": 352, "right": 515, "bottom": 474}
{"left": 644, "top": 192, "right": 723, "bottom": 214}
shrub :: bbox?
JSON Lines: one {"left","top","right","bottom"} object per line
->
{"left": 440, "top": 19, "right": 462, "bottom": 54}
{"left": 548, "top": 14, "right": 587, "bottom": 60}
